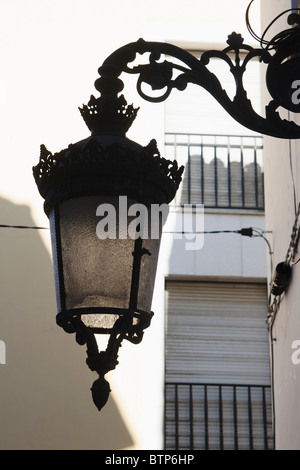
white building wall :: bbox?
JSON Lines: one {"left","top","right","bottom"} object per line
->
{"left": 163, "top": 211, "right": 266, "bottom": 278}
{"left": 261, "top": 0, "right": 300, "bottom": 450}
{"left": 0, "top": 0, "right": 263, "bottom": 450}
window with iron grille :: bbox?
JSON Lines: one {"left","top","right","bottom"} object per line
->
{"left": 164, "top": 280, "right": 273, "bottom": 451}
{"left": 165, "top": 133, "right": 264, "bottom": 210}
{"left": 164, "top": 50, "right": 264, "bottom": 211}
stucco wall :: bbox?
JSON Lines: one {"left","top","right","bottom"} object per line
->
{"left": 261, "top": 0, "right": 300, "bottom": 450}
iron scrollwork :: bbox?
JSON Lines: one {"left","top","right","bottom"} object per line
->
{"left": 95, "top": 9, "right": 300, "bottom": 139}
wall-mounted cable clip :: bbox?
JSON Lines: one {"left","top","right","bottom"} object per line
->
{"left": 270, "top": 262, "right": 292, "bottom": 296}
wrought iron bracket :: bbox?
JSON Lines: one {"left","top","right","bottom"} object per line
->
{"left": 93, "top": 24, "right": 300, "bottom": 139}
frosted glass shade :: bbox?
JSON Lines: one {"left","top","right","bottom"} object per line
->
{"left": 50, "top": 195, "right": 162, "bottom": 334}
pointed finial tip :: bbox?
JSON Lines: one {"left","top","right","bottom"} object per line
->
{"left": 90, "top": 376, "right": 111, "bottom": 411}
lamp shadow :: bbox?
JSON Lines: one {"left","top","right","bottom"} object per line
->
{"left": 0, "top": 196, "right": 134, "bottom": 450}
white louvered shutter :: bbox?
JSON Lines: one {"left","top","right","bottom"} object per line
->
{"left": 165, "top": 281, "right": 270, "bottom": 384}
{"left": 165, "top": 280, "right": 273, "bottom": 450}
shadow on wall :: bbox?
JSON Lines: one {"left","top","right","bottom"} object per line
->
{"left": 0, "top": 196, "right": 133, "bottom": 450}
{"left": 178, "top": 155, "right": 264, "bottom": 209}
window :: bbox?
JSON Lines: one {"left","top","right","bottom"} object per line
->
{"left": 165, "top": 133, "right": 264, "bottom": 210}
{"left": 164, "top": 51, "right": 264, "bottom": 211}
{"left": 164, "top": 280, "right": 273, "bottom": 450}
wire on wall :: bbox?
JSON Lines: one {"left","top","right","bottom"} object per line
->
{"left": 0, "top": 224, "right": 48, "bottom": 230}
{"left": 266, "top": 202, "right": 300, "bottom": 328}
{"left": 163, "top": 226, "right": 273, "bottom": 276}
{"left": 0, "top": 223, "right": 273, "bottom": 273}
{"left": 288, "top": 112, "right": 298, "bottom": 217}
{"left": 246, "top": 0, "right": 300, "bottom": 51}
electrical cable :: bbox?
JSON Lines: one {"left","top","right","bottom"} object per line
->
{"left": 289, "top": 138, "right": 297, "bottom": 217}
{"left": 0, "top": 224, "right": 48, "bottom": 230}
{"left": 246, "top": 0, "right": 300, "bottom": 51}
{"left": 267, "top": 202, "right": 300, "bottom": 327}
{"left": 269, "top": 321, "right": 276, "bottom": 450}
{"left": 252, "top": 228, "right": 274, "bottom": 280}
{"left": 0, "top": 225, "right": 268, "bottom": 234}
{"left": 0, "top": 223, "right": 273, "bottom": 274}
{"left": 163, "top": 227, "right": 264, "bottom": 236}
{"left": 288, "top": 112, "right": 298, "bottom": 217}
{"left": 163, "top": 226, "right": 274, "bottom": 280}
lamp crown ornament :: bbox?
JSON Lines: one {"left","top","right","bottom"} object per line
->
{"left": 79, "top": 94, "right": 139, "bottom": 135}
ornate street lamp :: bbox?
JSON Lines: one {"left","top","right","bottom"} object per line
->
{"left": 33, "top": 88, "right": 183, "bottom": 410}
{"left": 33, "top": 3, "right": 300, "bottom": 410}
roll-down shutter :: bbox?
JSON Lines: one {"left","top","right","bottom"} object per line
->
{"left": 165, "top": 280, "right": 273, "bottom": 450}
{"left": 165, "top": 280, "right": 270, "bottom": 384}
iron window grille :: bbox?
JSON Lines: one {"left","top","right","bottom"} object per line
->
{"left": 165, "top": 133, "right": 264, "bottom": 210}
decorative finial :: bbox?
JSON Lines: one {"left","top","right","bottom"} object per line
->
{"left": 90, "top": 375, "right": 111, "bottom": 411}
{"left": 79, "top": 94, "right": 139, "bottom": 136}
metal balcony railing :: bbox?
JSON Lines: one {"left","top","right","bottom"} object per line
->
{"left": 165, "top": 382, "right": 273, "bottom": 451}
{"left": 165, "top": 133, "right": 264, "bottom": 210}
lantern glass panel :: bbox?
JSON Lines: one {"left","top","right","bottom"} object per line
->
{"left": 49, "top": 194, "right": 163, "bottom": 331}
{"left": 137, "top": 237, "right": 161, "bottom": 312}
